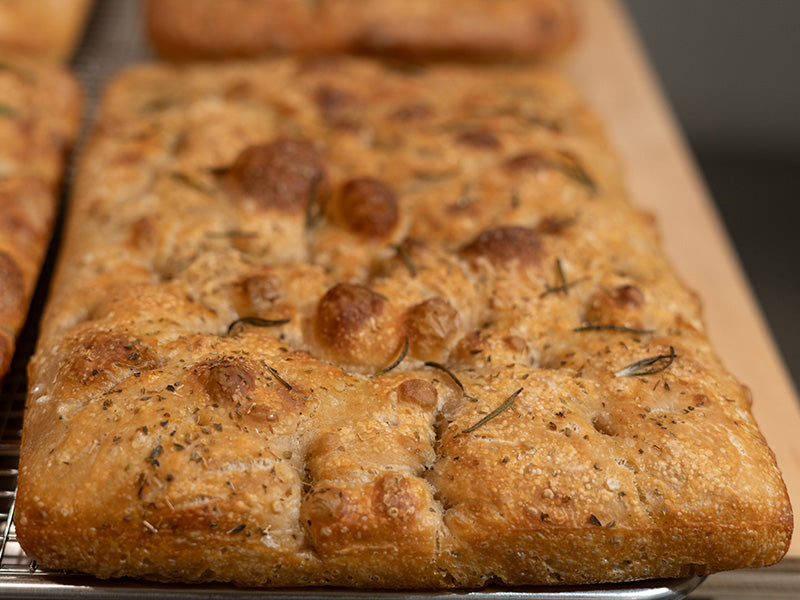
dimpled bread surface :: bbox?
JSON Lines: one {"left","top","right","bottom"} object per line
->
{"left": 16, "top": 57, "right": 791, "bottom": 587}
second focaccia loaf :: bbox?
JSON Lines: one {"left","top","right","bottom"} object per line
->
{"left": 16, "top": 57, "right": 791, "bottom": 588}
{"left": 0, "top": 59, "right": 82, "bottom": 381}
{"left": 0, "top": 0, "right": 94, "bottom": 62}
{"left": 146, "top": 0, "right": 577, "bottom": 61}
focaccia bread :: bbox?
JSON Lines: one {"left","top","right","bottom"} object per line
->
{"left": 0, "top": 59, "right": 82, "bottom": 381}
{"left": 0, "top": 0, "right": 94, "bottom": 62}
{"left": 146, "top": 0, "right": 577, "bottom": 61}
{"left": 16, "top": 57, "right": 791, "bottom": 588}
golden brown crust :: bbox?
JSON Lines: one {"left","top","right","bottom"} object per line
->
{"left": 0, "top": 59, "right": 82, "bottom": 381}
{"left": 16, "top": 57, "right": 791, "bottom": 588}
{"left": 145, "top": 0, "right": 578, "bottom": 61}
{"left": 0, "top": 0, "right": 94, "bottom": 62}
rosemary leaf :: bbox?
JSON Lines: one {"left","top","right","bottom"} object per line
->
{"left": 170, "top": 171, "right": 216, "bottom": 196}
{"left": 394, "top": 244, "right": 417, "bottom": 277}
{"left": 373, "top": 337, "right": 409, "bottom": 377}
{"left": 227, "top": 316, "right": 291, "bottom": 335}
{"left": 140, "top": 97, "right": 175, "bottom": 114}
{"left": 0, "top": 103, "right": 18, "bottom": 118}
{"left": 412, "top": 170, "right": 455, "bottom": 182}
{"left": 540, "top": 258, "right": 587, "bottom": 297}
{"left": 463, "top": 388, "right": 523, "bottom": 434}
{"left": 615, "top": 346, "right": 676, "bottom": 378}
{"left": 304, "top": 174, "right": 326, "bottom": 230}
{"left": 525, "top": 114, "right": 562, "bottom": 132}
{"left": 208, "top": 165, "right": 231, "bottom": 177}
{"left": 424, "top": 361, "right": 471, "bottom": 398}
{"left": 264, "top": 363, "right": 292, "bottom": 390}
{"left": 556, "top": 258, "right": 568, "bottom": 291}
{"left": 556, "top": 151, "right": 597, "bottom": 193}
{"left": 205, "top": 229, "right": 258, "bottom": 239}
{"left": 574, "top": 324, "right": 654, "bottom": 335}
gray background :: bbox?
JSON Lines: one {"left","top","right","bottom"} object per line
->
{"left": 623, "top": 1, "right": 800, "bottom": 392}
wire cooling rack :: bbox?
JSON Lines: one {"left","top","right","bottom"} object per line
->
{"left": 0, "top": 368, "right": 26, "bottom": 576}
{"left": 1, "top": 1, "right": 797, "bottom": 598}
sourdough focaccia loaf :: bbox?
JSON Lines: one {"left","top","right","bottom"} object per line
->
{"left": 0, "top": 59, "right": 82, "bottom": 381}
{"left": 146, "top": 0, "right": 577, "bottom": 61}
{"left": 0, "top": 0, "right": 94, "bottom": 62}
{"left": 16, "top": 57, "right": 791, "bottom": 588}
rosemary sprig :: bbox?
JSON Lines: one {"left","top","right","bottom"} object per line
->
{"left": 574, "top": 324, "right": 654, "bottom": 335}
{"left": 463, "top": 388, "right": 524, "bottom": 433}
{"left": 424, "top": 361, "right": 476, "bottom": 401}
{"left": 373, "top": 337, "right": 409, "bottom": 377}
{"left": 615, "top": 346, "right": 676, "bottom": 378}
{"left": 227, "top": 316, "right": 291, "bottom": 335}
{"left": 393, "top": 244, "right": 417, "bottom": 277}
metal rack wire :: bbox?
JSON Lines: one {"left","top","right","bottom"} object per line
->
{"left": 0, "top": 271, "right": 40, "bottom": 577}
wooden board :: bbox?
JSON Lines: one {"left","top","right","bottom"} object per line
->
{"left": 564, "top": 0, "right": 800, "bottom": 557}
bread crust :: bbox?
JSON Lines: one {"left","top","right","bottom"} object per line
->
{"left": 0, "top": 0, "right": 94, "bottom": 62}
{"left": 145, "top": 0, "right": 578, "bottom": 61}
{"left": 16, "top": 57, "right": 791, "bottom": 587}
{"left": 0, "top": 59, "right": 82, "bottom": 380}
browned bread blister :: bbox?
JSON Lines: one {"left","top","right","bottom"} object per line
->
{"left": 0, "top": 59, "right": 82, "bottom": 380}
{"left": 16, "top": 57, "right": 791, "bottom": 588}
{"left": 146, "top": 0, "right": 577, "bottom": 61}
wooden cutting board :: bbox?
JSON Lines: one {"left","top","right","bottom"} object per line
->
{"left": 563, "top": 0, "right": 800, "bottom": 557}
